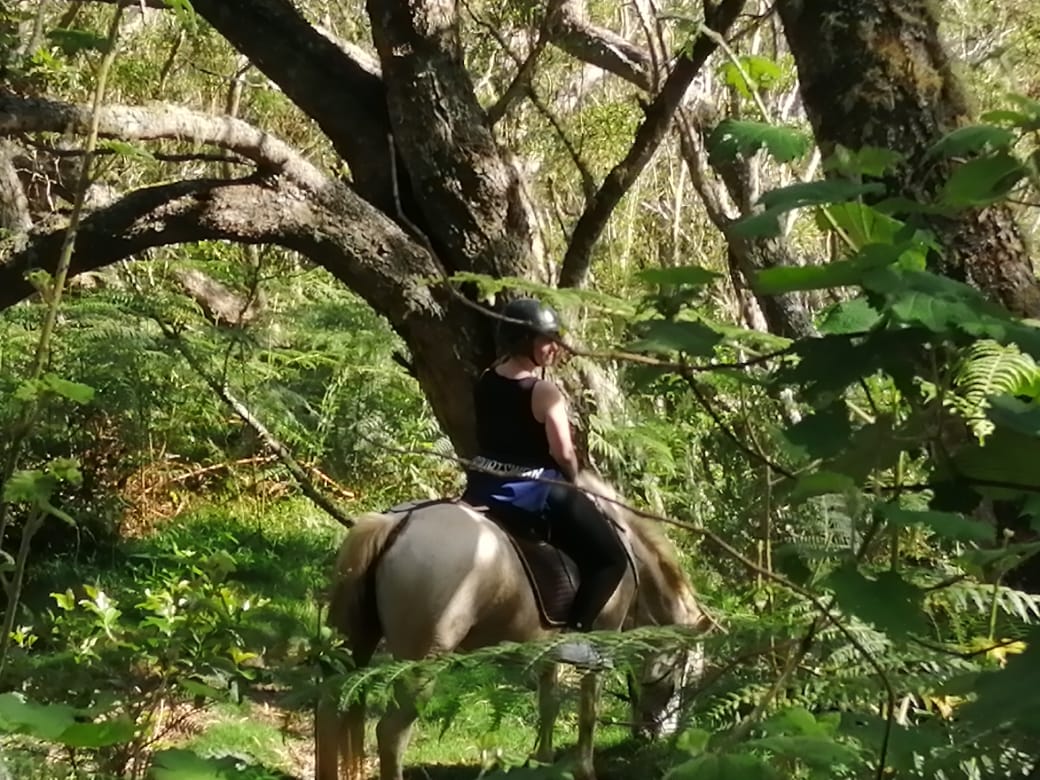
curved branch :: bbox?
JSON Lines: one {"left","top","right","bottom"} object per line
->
{"left": 0, "top": 95, "right": 326, "bottom": 191}
{"left": 547, "top": 0, "right": 653, "bottom": 91}
{"left": 558, "top": 0, "right": 746, "bottom": 289}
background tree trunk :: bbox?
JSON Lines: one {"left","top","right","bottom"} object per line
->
{"left": 778, "top": 0, "right": 1040, "bottom": 318}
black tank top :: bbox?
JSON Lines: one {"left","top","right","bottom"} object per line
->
{"left": 474, "top": 370, "right": 557, "bottom": 469}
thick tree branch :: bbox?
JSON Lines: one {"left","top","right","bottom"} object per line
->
{"left": 547, "top": 0, "right": 653, "bottom": 91}
{"left": 558, "top": 0, "right": 746, "bottom": 288}
{"left": 0, "top": 95, "right": 326, "bottom": 191}
{"left": 0, "top": 171, "right": 491, "bottom": 455}
{"left": 366, "top": 0, "right": 542, "bottom": 280}
{"left": 186, "top": 0, "right": 414, "bottom": 218}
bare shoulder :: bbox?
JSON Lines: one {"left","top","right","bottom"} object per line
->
{"left": 531, "top": 378, "right": 566, "bottom": 422}
{"left": 532, "top": 378, "right": 564, "bottom": 404}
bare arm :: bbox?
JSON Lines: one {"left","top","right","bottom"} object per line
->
{"left": 532, "top": 379, "right": 579, "bottom": 480}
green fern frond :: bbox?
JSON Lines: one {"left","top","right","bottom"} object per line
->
{"left": 947, "top": 340, "right": 1040, "bottom": 442}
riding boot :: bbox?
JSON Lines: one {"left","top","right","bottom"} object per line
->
{"left": 552, "top": 570, "right": 625, "bottom": 670}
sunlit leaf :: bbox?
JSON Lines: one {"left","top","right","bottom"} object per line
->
{"left": 939, "top": 152, "right": 1027, "bottom": 208}
{"left": 635, "top": 265, "right": 722, "bottom": 288}
{"left": 823, "top": 145, "right": 905, "bottom": 178}
{"left": 708, "top": 119, "right": 812, "bottom": 165}
{"left": 627, "top": 320, "right": 722, "bottom": 357}
{"left": 664, "top": 752, "right": 781, "bottom": 780}
{"left": 730, "top": 180, "right": 886, "bottom": 238}
{"left": 42, "top": 373, "right": 95, "bottom": 404}
{"left": 926, "top": 125, "right": 1015, "bottom": 159}
{"left": 818, "top": 298, "right": 882, "bottom": 335}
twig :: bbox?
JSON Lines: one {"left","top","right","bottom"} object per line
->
{"left": 158, "top": 327, "right": 356, "bottom": 529}
{"left": 679, "top": 366, "right": 796, "bottom": 479}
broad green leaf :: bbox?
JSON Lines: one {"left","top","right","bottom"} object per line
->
{"left": 42, "top": 373, "right": 95, "bottom": 404}
{"left": 825, "top": 563, "right": 927, "bottom": 637}
{"left": 987, "top": 395, "right": 1040, "bottom": 437}
{"left": 759, "top": 180, "right": 886, "bottom": 211}
{"left": 753, "top": 243, "right": 902, "bottom": 295}
{"left": 926, "top": 124, "right": 1015, "bottom": 159}
{"left": 980, "top": 109, "right": 1040, "bottom": 129}
{"left": 59, "top": 717, "right": 135, "bottom": 748}
{"left": 1008, "top": 93, "right": 1040, "bottom": 121}
{"left": 876, "top": 503, "right": 992, "bottom": 543}
{"left": 818, "top": 298, "right": 881, "bottom": 335}
{"left": 718, "top": 55, "right": 784, "bottom": 99}
{"left": 823, "top": 415, "right": 909, "bottom": 483}
{"left": 731, "top": 180, "right": 887, "bottom": 238}
{"left": 2, "top": 469, "right": 52, "bottom": 504}
{"left": 953, "top": 427, "right": 1040, "bottom": 494}
{"left": 762, "top": 706, "right": 838, "bottom": 738}
{"left": 98, "top": 140, "right": 157, "bottom": 161}
{"left": 939, "top": 152, "right": 1027, "bottom": 208}
{"left": 744, "top": 735, "right": 860, "bottom": 769}
{"left": 149, "top": 748, "right": 287, "bottom": 779}
{"left": 627, "top": 320, "right": 722, "bottom": 357}
{"left": 823, "top": 145, "right": 905, "bottom": 178}
{"left": 818, "top": 202, "right": 906, "bottom": 250}
{"left": 664, "top": 752, "right": 781, "bottom": 780}
{"left": 708, "top": 119, "right": 812, "bottom": 165}
{"left": 788, "top": 470, "right": 857, "bottom": 503}
{"left": 782, "top": 403, "right": 852, "bottom": 460}
{"left": 0, "top": 693, "right": 78, "bottom": 742}
{"left": 675, "top": 727, "right": 711, "bottom": 756}
{"left": 46, "top": 28, "right": 109, "bottom": 54}
{"left": 635, "top": 265, "right": 721, "bottom": 288}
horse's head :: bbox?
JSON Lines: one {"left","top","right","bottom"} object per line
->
{"left": 573, "top": 471, "right": 708, "bottom": 740}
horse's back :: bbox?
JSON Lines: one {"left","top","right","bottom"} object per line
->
{"left": 374, "top": 501, "right": 544, "bottom": 657}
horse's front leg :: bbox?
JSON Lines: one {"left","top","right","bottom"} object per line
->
{"left": 534, "top": 662, "right": 560, "bottom": 763}
{"left": 575, "top": 670, "right": 601, "bottom": 780}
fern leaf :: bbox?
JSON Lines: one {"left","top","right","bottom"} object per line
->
{"left": 947, "top": 340, "right": 1040, "bottom": 442}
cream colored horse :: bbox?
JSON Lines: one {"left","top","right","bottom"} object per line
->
{"left": 315, "top": 472, "right": 706, "bottom": 780}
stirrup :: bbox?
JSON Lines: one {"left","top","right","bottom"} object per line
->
{"left": 552, "top": 639, "right": 613, "bottom": 671}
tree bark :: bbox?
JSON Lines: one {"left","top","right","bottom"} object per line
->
{"left": 0, "top": 140, "right": 30, "bottom": 232}
{"left": 777, "top": 0, "right": 1040, "bottom": 318}
{"left": 365, "top": 0, "right": 542, "bottom": 281}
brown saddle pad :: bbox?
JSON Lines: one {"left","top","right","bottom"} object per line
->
{"left": 471, "top": 502, "right": 580, "bottom": 627}
{"left": 386, "top": 498, "right": 629, "bottom": 628}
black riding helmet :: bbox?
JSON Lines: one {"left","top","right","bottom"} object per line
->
{"left": 495, "top": 297, "right": 563, "bottom": 362}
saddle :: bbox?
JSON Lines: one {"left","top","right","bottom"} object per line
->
{"left": 467, "top": 497, "right": 638, "bottom": 627}
{"left": 385, "top": 497, "right": 636, "bottom": 628}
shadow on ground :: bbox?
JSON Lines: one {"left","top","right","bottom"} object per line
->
{"left": 397, "top": 738, "right": 672, "bottom": 780}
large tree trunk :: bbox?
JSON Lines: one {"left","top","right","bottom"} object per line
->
{"left": 777, "top": 0, "right": 1040, "bottom": 318}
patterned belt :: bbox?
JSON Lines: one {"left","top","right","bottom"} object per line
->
{"left": 470, "top": 456, "right": 546, "bottom": 479}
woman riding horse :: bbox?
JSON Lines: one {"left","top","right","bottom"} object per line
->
{"left": 462, "top": 297, "right": 629, "bottom": 668}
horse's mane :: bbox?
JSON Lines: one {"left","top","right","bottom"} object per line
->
{"left": 575, "top": 471, "right": 693, "bottom": 599}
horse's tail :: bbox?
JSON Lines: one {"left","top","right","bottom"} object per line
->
{"left": 316, "top": 512, "right": 400, "bottom": 780}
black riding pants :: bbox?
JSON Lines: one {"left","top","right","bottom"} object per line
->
{"left": 543, "top": 483, "right": 629, "bottom": 631}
